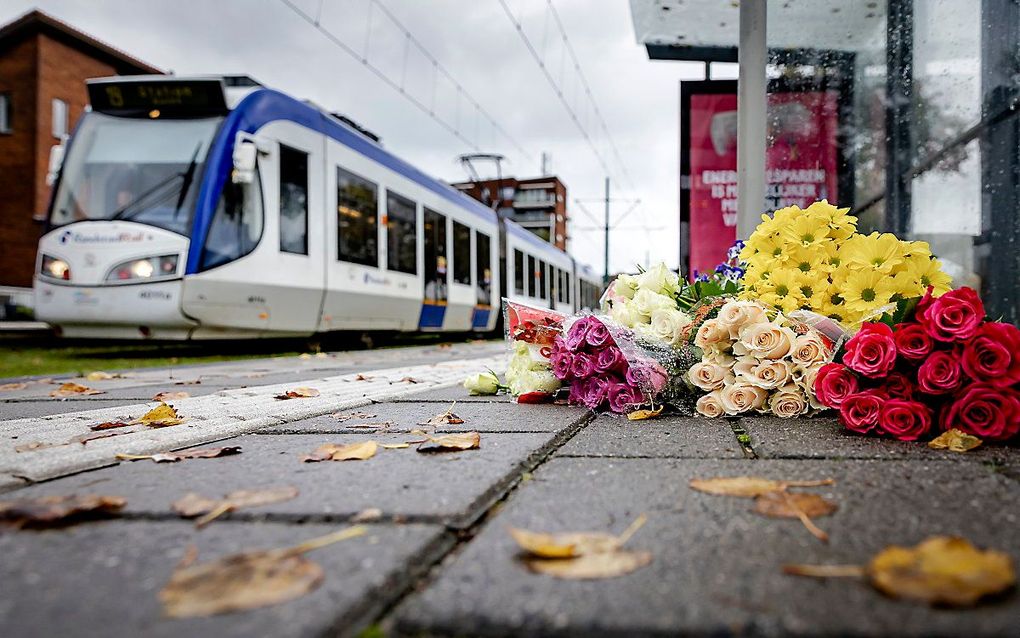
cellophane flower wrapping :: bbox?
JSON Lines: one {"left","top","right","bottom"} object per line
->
{"left": 503, "top": 299, "right": 565, "bottom": 396}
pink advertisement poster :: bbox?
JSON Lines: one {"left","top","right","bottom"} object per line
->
{"left": 686, "top": 90, "right": 839, "bottom": 278}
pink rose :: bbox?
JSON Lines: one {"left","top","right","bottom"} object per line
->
{"left": 570, "top": 353, "right": 596, "bottom": 379}
{"left": 568, "top": 379, "right": 585, "bottom": 405}
{"left": 843, "top": 322, "right": 897, "bottom": 378}
{"left": 551, "top": 351, "right": 573, "bottom": 381}
{"left": 877, "top": 400, "right": 933, "bottom": 441}
{"left": 608, "top": 382, "right": 643, "bottom": 414}
{"left": 940, "top": 384, "right": 1020, "bottom": 441}
{"left": 893, "top": 323, "right": 933, "bottom": 362}
{"left": 581, "top": 376, "right": 610, "bottom": 410}
{"left": 585, "top": 320, "right": 614, "bottom": 349}
{"left": 961, "top": 322, "right": 1020, "bottom": 387}
{"left": 625, "top": 360, "right": 668, "bottom": 394}
{"left": 917, "top": 287, "right": 985, "bottom": 343}
{"left": 565, "top": 317, "right": 594, "bottom": 351}
{"left": 839, "top": 390, "right": 886, "bottom": 435}
{"left": 916, "top": 349, "right": 963, "bottom": 395}
{"left": 594, "top": 346, "right": 627, "bottom": 375}
{"left": 813, "top": 363, "right": 860, "bottom": 408}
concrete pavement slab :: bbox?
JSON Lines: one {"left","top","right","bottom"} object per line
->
{"left": 0, "top": 520, "right": 448, "bottom": 638}
{"left": 392, "top": 385, "right": 515, "bottom": 403}
{"left": 556, "top": 414, "right": 743, "bottom": 459}
{"left": 395, "top": 457, "right": 1020, "bottom": 637}
{"left": 263, "top": 401, "right": 590, "bottom": 434}
{"left": 742, "top": 415, "right": 1019, "bottom": 463}
{"left": 1, "top": 399, "right": 145, "bottom": 420}
{"left": 10, "top": 431, "right": 569, "bottom": 528}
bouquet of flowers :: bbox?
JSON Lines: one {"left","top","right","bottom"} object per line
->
{"left": 687, "top": 298, "right": 837, "bottom": 418}
{"left": 738, "top": 200, "right": 952, "bottom": 327}
{"left": 600, "top": 263, "right": 694, "bottom": 346}
{"left": 498, "top": 301, "right": 565, "bottom": 400}
{"left": 814, "top": 287, "right": 1020, "bottom": 442}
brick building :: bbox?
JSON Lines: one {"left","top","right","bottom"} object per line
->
{"left": 452, "top": 176, "right": 569, "bottom": 251}
{"left": 0, "top": 10, "right": 160, "bottom": 287}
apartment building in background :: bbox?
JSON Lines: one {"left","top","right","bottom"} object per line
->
{"left": 453, "top": 176, "right": 569, "bottom": 251}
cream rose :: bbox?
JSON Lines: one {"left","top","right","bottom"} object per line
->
{"left": 613, "top": 273, "right": 639, "bottom": 300}
{"left": 735, "top": 322, "right": 797, "bottom": 359}
{"left": 636, "top": 263, "right": 680, "bottom": 296}
{"left": 716, "top": 300, "right": 770, "bottom": 338}
{"left": 720, "top": 382, "right": 768, "bottom": 415}
{"left": 790, "top": 333, "right": 831, "bottom": 369}
{"left": 688, "top": 361, "right": 730, "bottom": 391}
{"left": 798, "top": 364, "right": 826, "bottom": 410}
{"left": 696, "top": 390, "right": 726, "bottom": 418}
{"left": 608, "top": 299, "right": 646, "bottom": 328}
{"left": 769, "top": 383, "right": 809, "bottom": 418}
{"left": 694, "top": 318, "right": 729, "bottom": 349}
{"left": 702, "top": 344, "right": 734, "bottom": 367}
{"left": 648, "top": 308, "right": 693, "bottom": 346}
{"left": 742, "top": 359, "right": 794, "bottom": 390}
{"left": 632, "top": 288, "right": 676, "bottom": 317}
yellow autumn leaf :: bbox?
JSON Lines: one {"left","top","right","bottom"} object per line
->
{"left": 380, "top": 443, "right": 410, "bottom": 450}
{"left": 153, "top": 391, "right": 190, "bottom": 402}
{"left": 508, "top": 528, "right": 621, "bottom": 559}
{"left": 627, "top": 406, "right": 664, "bottom": 421}
{"left": 689, "top": 476, "right": 834, "bottom": 498}
{"left": 928, "top": 429, "right": 982, "bottom": 453}
{"left": 416, "top": 432, "right": 480, "bottom": 452}
{"left": 302, "top": 441, "right": 378, "bottom": 462}
{"left": 86, "top": 371, "right": 116, "bottom": 381}
{"left": 135, "top": 402, "right": 185, "bottom": 427}
{"left": 276, "top": 387, "right": 320, "bottom": 400}
{"left": 524, "top": 550, "right": 653, "bottom": 580}
{"left": 49, "top": 382, "right": 103, "bottom": 398}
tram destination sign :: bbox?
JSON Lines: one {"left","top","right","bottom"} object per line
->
{"left": 87, "top": 79, "right": 228, "bottom": 117}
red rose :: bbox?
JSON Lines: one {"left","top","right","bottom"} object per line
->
{"left": 941, "top": 384, "right": 1020, "bottom": 441}
{"left": 893, "top": 323, "right": 933, "bottom": 362}
{"left": 916, "top": 350, "right": 963, "bottom": 395}
{"left": 813, "top": 363, "right": 860, "bottom": 408}
{"left": 839, "top": 390, "right": 886, "bottom": 435}
{"left": 878, "top": 400, "right": 933, "bottom": 441}
{"left": 884, "top": 372, "right": 916, "bottom": 399}
{"left": 917, "top": 287, "right": 985, "bottom": 342}
{"left": 843, "top": 322, "right": 897, "bottom": 378}
{"left": 961, "top": 322, "right": 1020, "bottom": 387}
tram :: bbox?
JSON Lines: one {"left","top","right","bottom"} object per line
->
{"left": 33, "top": 75, "right": 602, "bottom": 339}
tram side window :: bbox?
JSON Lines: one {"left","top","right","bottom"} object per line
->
{"left": 200, "top": 167, "right": 264, "bottom": 271}
{"left": 476, "top": 231, "right": 492, "bottom": 305}
{"left": 337, "top": 167, "right": 378, "bottom": 267}
{"left": 537, "top": 260, "right": 547, "bottom": 299}
{"left": 514, "top": 249, "right": 525, "bottom": 295}
{"left": 279, "top": 145, "right": 308, "bottom": 255}
{"left": 386, "top": 190, "right": 417, "bottom": 274}
{"left": 527, "top": 255, "right": 537, "bottom": 298}
{"left": 453, "top": 221, "right": 472, "bottom": 284}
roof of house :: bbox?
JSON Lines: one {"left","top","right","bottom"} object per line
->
{"left": 0, "top": 9, "right": 162, "bottom": 74}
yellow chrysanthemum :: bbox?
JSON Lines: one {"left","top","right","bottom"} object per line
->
{"left": 842, "top": 269, "right": 897, "bottom": 316}
{"left": 907, "top": 257, "right": 953, "bottom": 296}
{"left": 787, "top": 245, "right": 827, "bottom": 274}
{"left": 795, "top": 272, "right": 828, "bottom": 311}
{"left": 781, "top": 213, "right": 830, "bottom": 248}
{"left": 805, "top": 200, "right": 857, "bottom": 239}
{"left": 757, "top": 268, "right": 806, "bottom": 313}
{"left": 841, "top": 232, "right": 904, "bottom": 274}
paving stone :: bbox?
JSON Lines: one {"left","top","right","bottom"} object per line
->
{"left": 0, "top": 519, "right": 448, "bottom": 638}
{"left": 556, "top": 414, "right": 743, "bottom": 458}
{"left": 0, "top": 399, "right": 144, "bottom": 420}
{"left": 742, "top": 415, "right": 1019, "bottom": 463}
{"left": 11, "top": 431, "right": 565, "bottom": 528}
{"left": 263, "top": 401, "right": 589, "bottom": 434}
{"left": 389, "top": 383, "right": 515, "bottom": 403}
{"left": 395, "top": 457, "right": 1020, "bottom": 637}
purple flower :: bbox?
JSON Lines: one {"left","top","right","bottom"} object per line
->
{"left": 625, "top": 359, "right": 669, "bottom": 394}
{"left": 594, "top": 346, "right": 627, "bottom": 375}
{"left": 582, "top": 377, "right": 610, "bottom": 410}
{"left": 608, "top": 382, "right": 644, "bottom": 414}
{"left": 570, "top": 352, "right": 596, "bottom": 379}
{"left": 565, "top": 317, "right": 594, "bottom": 351}
{"left": 551, "top": 351, "right": 573, "bottom": 380}
{"left": 568, "top": 379, "right": 586, "bottom": 405}
{"left": 585, "top": 320, "right": 614, "bottom": 349}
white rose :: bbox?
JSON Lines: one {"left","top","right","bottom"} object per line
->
{"left": 719, "top": 382, "right": 768, "bottom": 415}
{"left": 612, "top": 274, "right": 639, "bottom": 300}
{"left": 632, "top": 288, "right": 676, "bottom": 317}
{"left": 735, "top": 322, "right": 797, "bottom": 359}
{"left": 702, "top": 344, "right": 734, "bottom": 367}
{"left": 790, "top": 333, "right": 831, "bottom": 369}
{"left": 648, "top": 308, "right": 693, "bottom": 346}
{"left": 696, "top": 390, "right": 726, "bottom": 418}
{"left": 769, "top": 383, "right": 809, "bottom": 418}
{"left": 636, "top": 263, "right": 680, "bottom": 296}
{"left": 716, "top": 300, "right": 770, "bottom": 338}
{"left": 745, "top": 359, "right": 794, "bottom": 390}
{"left": 508, "top": 369, "right": 560, "bottom": 395}
{"left": 688, "top": 361, "right": 730, "bottom": 391}
{"left": 463, "top": 371, "right": 500, "bottom": 395}
{"left": 694, "top": 318, "right": 729, "bottom": 349}
{"left": 608, "top": 299, "right": 646, "bottom": 328}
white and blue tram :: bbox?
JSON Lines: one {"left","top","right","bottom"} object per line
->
{"left": 34, "top": 75, "right": 602, "bottom": 339}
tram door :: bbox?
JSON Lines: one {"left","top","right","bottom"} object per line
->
{"left": 420, "top": 208, "right": 448, "bottom": 329}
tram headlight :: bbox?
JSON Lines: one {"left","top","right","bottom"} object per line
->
{"left": 40, "top": 255, "right": 71, "bottom": 281}
{"left": 105, "top": 255, "right": 179, "bottom": 283}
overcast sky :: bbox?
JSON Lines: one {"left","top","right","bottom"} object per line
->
{"left": 3, "top": 0, "right": 731, "bottom": 274}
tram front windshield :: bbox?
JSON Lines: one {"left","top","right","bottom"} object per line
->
{"left": 49, "top": 112, "right": 223, "bottom": 236}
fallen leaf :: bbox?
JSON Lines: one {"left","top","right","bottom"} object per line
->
{"left": 689, "top": 476, "right": 834, "bottom": 498}
{"left": 299, "top": 353, "right": 312, "bottom": 360}
{"left": 354, "top": 374, "right": 372, "bottom": 381}
{"left": 134, "top": 402, "right": 185, "bottom": 427}
{"left": 351, "top": 507, "right": 383, "bottom": 523}
{"left": 302, "top": 441, "right": 378, "bottom": 462}
{"left": 172, "top": 486, "right": 299, "bottom": 526}
{"left": 315, "top": 352, "right": 329, "bottom": 359}
{"left": 159, "top": 527, "right": 366, "bottom": 617}
{"left": 116, "top": 446, "right": 242, "bottom": 463}
{"left": 509, "top": 528, "right": 621, "bottom": 558}
{"left": 380, "top": 443, "right": 410, "bottom": 449}
{"left": 345, "top": 421, "right": 395, "bottom": 429}
{"left": 418, "top": 404, "right": 466, "bottom": 426}
{"left": 783, "top": 564, "right": 868, "bottom": 578}
{"left": 328, "top": 411, "right": 377, "bottom": 421}
{"left": 0, "top": 494, "right": 126, "bottom": 527}
{"left": 868, "top": 536, "right": 1016, "bottom": 606}
{"left": 50, "top": 382, "right": 104, "bottom": 398}
{"left": 524, "top": 550, "right": 653, "bottom": 580}
{"left": 928, "top": 429, "right": 983, "bottom": 453}
{"left": 754, "top": 491, "right": 837, "bottom": 543}
{"left": 153, "top": 391, "right": 190, "bottom": 402}
{"left": 275, "top": 387, "right": 321, "bottom": 400}
{"left": 0, "top": 382, "right": 28, "bottom": 392}
{"left": 85, "top": 371, "right": 122, "bottom": 381}
{"left": 416, "top": 431, "right": 480, "bottom": 453}
{"left": 399, "top": 376, "right": 421, "bottom": 384}
{"left": 89, "top": 421, "right": 132, "bottom": 431}
{"left": 627, "top": 406, "right": 664, "bottom": 421}
{"left": 74, "top": 429, "right": 134, "bottom": 445}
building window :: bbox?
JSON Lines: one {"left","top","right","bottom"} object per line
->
{"left": 476, "top": 231, "right": 491, "bottom": 305}
{"left": 514, "top": 249, "right": 525, "bottom": 294}
{"left": 279, "top": 145, "right": 308, "bottom": 255}
{"left": 0, "top": 93, "right": 11, "bottom": 133}
{"left": 51, "top": 98, "right": 68, "bottom": 139}
{"left": 386, "top": 190, "right": 417, "bottom": 274}
{"left": 337, "top": 167, "right": 378, "bottom": 267}
{"left": 527, "top": 254, "right": 537, "bottom": 297}
{"left": 453, "top": 221, "right": 472, "bottom": 284}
